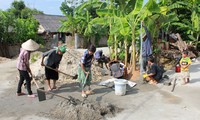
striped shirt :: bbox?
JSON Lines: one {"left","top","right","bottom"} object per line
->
{"left": 80, "top": 50, "right": 93, "bottom": 68}
{"left": 17, "top": 48, "right": 30, "bottom": 71}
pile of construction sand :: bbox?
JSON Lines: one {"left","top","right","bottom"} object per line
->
{"left": 40, "top": 96, "right": 122, "bottom": 120}
{"left": 30, "top": 49, "right": 105, "bottom": 83}
{"left": 0, "top": 57, "right": 11, "bottom": 63}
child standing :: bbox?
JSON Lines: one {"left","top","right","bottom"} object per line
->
{"left": 180, "top": 50, "right": 191, "bottom": 84}
{"left": 78, "top": 45, "right": 96, "bottom": 98}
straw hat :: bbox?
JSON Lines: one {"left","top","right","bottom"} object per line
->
{"left": 22, "top": 39, "right": 39, "bottom": 51}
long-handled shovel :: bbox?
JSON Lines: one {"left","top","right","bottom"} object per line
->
{"left": 81, "top": 72, "right": 89, "bottom": 98}
{"left": 31, "top": 77, "right": 71, "bottom": 102}
{"left": 44, "top": 65, "right": 76, "bottom": 79}
{"left": 171, "top": 78, "right": 177, "bottom": 92}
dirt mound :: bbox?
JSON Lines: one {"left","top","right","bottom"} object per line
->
{"left": 0, "top": 57, "right": 11, "bottom": 63}
{"left": 30, "top": 49, "right": 104, "bottom": 83}
{"left": 43, "top": 96, "right": 122, "bottom": 120}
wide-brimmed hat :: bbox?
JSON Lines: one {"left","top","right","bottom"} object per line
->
{"left": 22, "top": 39, "right": 39, "bottom": 51}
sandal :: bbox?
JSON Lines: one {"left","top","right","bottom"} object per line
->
{"left": 16, "top": 92, "right": 26, "bottom": 96}
{"left": 81, "top": 93, "right": 87, "bottom": 98}
{"left": 52, "top": 86, "right": 58, "bottom": 90}
{"left": 27, "top": 94, "right": 36, "bottom": 98}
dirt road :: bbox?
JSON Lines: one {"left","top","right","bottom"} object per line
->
{"left": 0, "top": 59, "right": 200, "bottom": 120}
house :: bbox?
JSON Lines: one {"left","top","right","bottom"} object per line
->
{"left": 33, "top": 14, "right": 108, "bottom": 49}
{"left": 33, "top": 14, "right": 72, "bottom": 49}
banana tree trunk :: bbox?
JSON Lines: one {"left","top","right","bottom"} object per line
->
{"left": 75, "top": 33, "right": 79, "bottom": 49}
{"left": 124, "top": 37, "right": 128, "bottom": 66}
{"left": 196, "top": 33, "right": 200, "bottom": 48}
{"left": 114, "top": 35, "right": 117, "bottom": 60}
{"left": 131, "top": 27, "right": 136, "bottom": 71}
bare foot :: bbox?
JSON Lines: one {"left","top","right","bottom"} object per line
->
{"left": 86, "top": 90, "right": 94, "bottom": 95}
{"left": 81, "top": 91, "right": 87, "bottom": 98}
{"left": 47, "top": 87, "right": 52, "bottom": 91}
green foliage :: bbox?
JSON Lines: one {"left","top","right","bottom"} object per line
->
{"left": 13, "top": 17, "right": 40, "bottom": 43}
{"left": 0, "top": 1, "right": 43, "bottom": 45}
{"left": 8, "top": 0, "right": 43, "bottom": 19}
{"left": 30, "top": 52, "right": 40, "bottom": 63}
{"left": 159, "top": 0, "right": 200, "bottom": 45}
{"left": 119, "top": 50, "right": 125, "bottom": 60}
{"left": 60, "top": 0, "right": 108, "bottom": 47}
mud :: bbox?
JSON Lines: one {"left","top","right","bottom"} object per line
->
{"left": 41, "top": 96, "right": 123, "bottom": 120}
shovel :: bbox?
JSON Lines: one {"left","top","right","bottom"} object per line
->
{"left": 171, "top": 78, "right": 177, "bottom": 92}
{"left": 31, "top": 77, "right": 71, "bottom": 102}
{"left": 45, "top": 65, "right": 77, "bottom": 79}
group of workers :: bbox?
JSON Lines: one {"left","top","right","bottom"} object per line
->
{"left": 16, "top": 21, "right": 191, "bottom": 98}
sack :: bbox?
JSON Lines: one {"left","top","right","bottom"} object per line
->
{"left": 110, "top": 63, "right": 123, "bottom": 78}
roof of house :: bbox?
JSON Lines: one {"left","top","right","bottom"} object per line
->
{"left": 33, "top": 14, "right": 66, "bottom": 33}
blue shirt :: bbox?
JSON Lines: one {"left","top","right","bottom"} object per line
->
{"left": 142, "top": 26, "right": 152, "bottom": 57}
{"left": 94, "top": 50, "right": 102, "bottom": 60}
{"left": 80, "top": 50, "right": 94, "bottom": 68}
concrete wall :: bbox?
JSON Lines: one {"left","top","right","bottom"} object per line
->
{"left": 65, "top": 34, "right": 108, "bottom": 48}
{"left": 0, "top": 44, "right": 20, "bottom": 58}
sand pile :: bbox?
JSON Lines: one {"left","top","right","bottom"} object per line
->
{"left": 0, "top": 57, "right": 11, "bottom": 63}
{"left": 30, "top": 49, "right": 105, "bottom": 83}
{"left": 43, "top": 96, "right": 122, "bottom": 120}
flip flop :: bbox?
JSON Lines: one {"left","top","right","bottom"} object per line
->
{"left": 81, "top": 93, "right": 87, "bottom": 98}
{"left": 27, "top": 94, "right": 36, "bottom": 98}
{"left": 16, "top": 92, "right": 26, "bottom": 96}
{"left": 52, "top": 86, "right": 58, "bottom": 90}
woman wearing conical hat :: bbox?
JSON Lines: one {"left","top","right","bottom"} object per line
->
{"left": 16, "top": 39, "right": 39, "bottom": 98}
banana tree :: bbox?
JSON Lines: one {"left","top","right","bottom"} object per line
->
{"left": 126, "top": 0, "right": 144, "bottom": 71}
{"left": 59, "top": 0, "right": 105, "bottom": 48}
{"left": 163, "top": 0, "right": 200, "bottom": 46}
{"left": 90, "top": 0, "right": 140, "bottom": 65}
{"left": 171, "top": 0, "right": 200, "bottom": 46}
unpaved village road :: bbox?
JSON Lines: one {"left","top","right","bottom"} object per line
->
{"left": 0, "top": 59, "right": 200, "bottom": 120}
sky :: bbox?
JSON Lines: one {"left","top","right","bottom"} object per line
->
{"left": 0, "top": 0, "right": 148, "bottom": 16}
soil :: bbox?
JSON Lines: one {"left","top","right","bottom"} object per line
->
{"left": 40, "top": 97, "right": 122, "bottom": 120}
{"left": 1, "top": 48, "right": 200, "bottom": 120}
{"left": 0, "top": 57, "right": 11, "bottom": 63}
{"left": 30, "top": 49, "right": 105, "bottom": 84}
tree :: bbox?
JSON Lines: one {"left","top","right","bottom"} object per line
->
{"left": 13, "top": 17, "right": 40, "bottom": 43}
{"left": 60, "top": 0, "right": 107, "bottom": 48}
{"left": 159, "top": 0, "right": 200, "bottom": 47}
{"left": 8, "top": 0, "right": 43, "bottom": 19}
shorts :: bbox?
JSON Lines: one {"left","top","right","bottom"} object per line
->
{"left": 181, "top": 71, "right": 190, "bottom": 79}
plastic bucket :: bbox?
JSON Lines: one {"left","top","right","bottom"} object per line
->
{"left": 175, "top": 64, "right": 181, "bottom": 73}
{"left": 114, "top": 79, "right": 127, "bottom": 96}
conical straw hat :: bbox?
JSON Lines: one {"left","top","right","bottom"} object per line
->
{"left": 21, "top": 39, "right": 39, "bottom": 51}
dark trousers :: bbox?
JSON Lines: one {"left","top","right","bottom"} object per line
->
{"left": 17, "top": 70, "right": 33, "bottom": 95}
{"left": 142, "top": 56, "right": 148, "bottom": 72}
